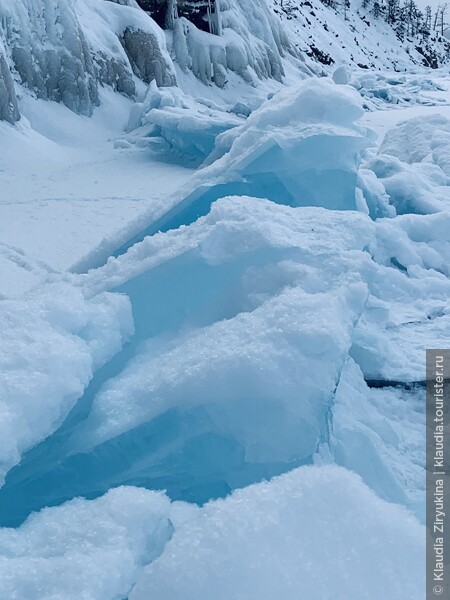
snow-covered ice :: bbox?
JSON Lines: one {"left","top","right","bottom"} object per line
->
{"left": 130, "top": 466, "right": 424, "bottom": 600}
{"left": 0, "top": 281, "right": 133, "bottom": 486}
{"left": 1, "top": 0, "right": 449, "bottom": 596}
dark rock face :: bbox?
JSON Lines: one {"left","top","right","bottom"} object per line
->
{"left": 0, "top": 54, "right": 20, "bottom": 123}
{"left": 121, "top": 27, "right": 177, "bottom": 86}
{"left": 137, "top": 0, "right": 215, "bottom": 32}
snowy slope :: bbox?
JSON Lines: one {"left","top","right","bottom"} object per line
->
{"left": 270, "top": 0, "right": 449, "bottom": 71}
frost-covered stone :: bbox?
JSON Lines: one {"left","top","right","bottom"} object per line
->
{"left": 0, "top": 0, "right": 99, "bottom": 115}
{"left": 0, "top": 51, "right": 18, "bottom": 123}
{"left": 0, "top": 0, "right": 177, "bottom": 120}
{"left": 121, "top": 27, "right": 177, "bottom": 86}
{"left": 77, "top": 0, "right": 177, "bottom": 95}
{"left": 171, "top": 0, "right": 300, "bottom": 87}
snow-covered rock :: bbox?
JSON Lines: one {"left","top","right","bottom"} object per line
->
{"left": 171, "top": 0, "right": 299, "bottom": 88}
{"left": 0, "top": 0, "right": 98, "bottom": 116}
{"left": 0, "top": 42, "right": 19, "bottom": 123}
{"left": 0, "top": 0, "right": 175, "bottom": 119}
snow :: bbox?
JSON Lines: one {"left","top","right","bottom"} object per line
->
{"left": 0, "top": 486, "right": 191, "bottom": 600}
{"left": 202, "top": 78, "right": 371, "bottom": 212}
{"left": 0, "top": 466, "right": 423, "bottom": 600}
{"left": 0, "top": 89, "right": 194, "bottom": 273}
{"left": 130, "top": 466, "right": 424, "bottom": 600}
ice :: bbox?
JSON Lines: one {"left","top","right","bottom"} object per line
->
{"left": 0, "top": 199, "right": 373, "bottom": 522}
{"left": 124, "top": 82, "right": 242, "bottom": 164}
{"left": 0, "top": 40, "right": 19, "bottom": 123}
{"left": 170, "top": 0, "right": 299, "bottom": 88}
{"left": 0, "top": 486, "right": 191, "bottom": 600}
{"left": 0, "top": 465, "right": 424, "bottom": 600}
{"left": 324, "top": 358, "right": 426, "bottom": 518}
{"left": 350, "top": 72, "right": 448, "bottom": 109}
{"left": 366, "top": 153, "right": 450, "bottom": 214}
{"left": 0, "top": 0, "right": 175, "bottom": 120}
{"left": 106, "top": 77, "right": 374, "bottom": 263}
{"left": 357, "top": 167, "right": 396, "bottom": 219}
{"left": 379, "top": 113, "right": 450, "bottom": 176}
{"left": 0, "top": 0, "right": 98, "bottom": 116}
{"left": 201, "top": 78, "right": 372, "bottom": 211}
{"left": 361, "top": 115, "right": 450, "bottom": 214}
{"left": 332, "top": 65, "right": 349, "bottom": 84}
{"left": 130, "top": 465, "right": 424, "bottom": 600}
{"left": 351, "top": 210, "right": 450, "bottom": 383}
{"left": 0, "top": 1, "right": 443, "bottom": 595}
{"left": 0, "top": 282, "right": 133, "bottom": 486}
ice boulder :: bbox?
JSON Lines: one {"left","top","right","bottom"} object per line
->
{"left": 0, "top": 486, "right": 192, "bottom": 600}
{"left": 332, "top": 65, "right": 349, "bottom": 84}
{"left": 125, "top": 82, "right": 242, "bottom": 164}
{"left": 130, "top": 465, "right": 424, "bottom": 600}
{"left": 0, "top": 199, "right": 374, "bottom": 523}
{"left": 152, "top": 78, "right": 374, "bottom": 227}
{"left": 324, "top": 358, "right": 425, "bottom": 518}
{"left": 0, "top": 281, "right": 133, "bottom": 486}
{"left": 379, "top": 113, "right": 450, "bottom": 175}
{"left": 349, "top": 210, "right": 450, "bottom": 383}
{"left": 362, "top": 115, "right": 450, "bottom": 214}
{"left": 365, "top": 154, "right": 450, "bottom": 214}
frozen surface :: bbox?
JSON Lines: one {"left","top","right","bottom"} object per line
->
{"left": 113, "top": 77, "right": 376, "bottom": 263}
{"left": 0, "top": 200, "right": 372, "bottom": 523}
{"left": 201, "top": 78, "right": 371, "bottom": 211}
{"left": 0, "top": 90, "right": 194, "bottom": 273}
